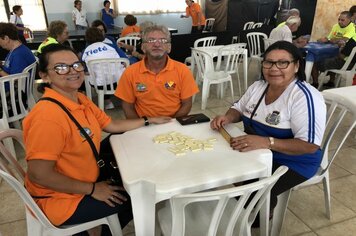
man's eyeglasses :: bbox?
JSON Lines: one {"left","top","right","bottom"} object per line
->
{"left": 143, "top": 38, "right": 170, "bottom": 44}
{"left": 262, "top": 60, "right": 295, "bottom": 69}
{"left": 48, "top": 61, "right": 85, "bottom": 75}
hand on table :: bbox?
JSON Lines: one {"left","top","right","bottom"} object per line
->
{"left": 210, "top": 115, "right": 232, "bottom": 130}
{"left": 91, "top": 181, "right": 128, "bottom": 207}
{"left": 148, "top": 116, "right": 172, "bottom": 124}
{"left": 230, "top": 134, "right": 270, "bottom": 152}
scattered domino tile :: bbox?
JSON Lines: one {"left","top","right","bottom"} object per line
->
{"left": 153, "top": 132, "right": 217, "bottom": 156}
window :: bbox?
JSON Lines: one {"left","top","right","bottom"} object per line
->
{"left": 1, "top": 0, "right": 47, "bottom": 31}
{"left": 117, "top": 0, "right": 186, "bottom": 14}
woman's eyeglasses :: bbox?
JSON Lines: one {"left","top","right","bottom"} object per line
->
{"left": 48, "top": 61, "right": 85, "bottom": 75}
{"left": 262, "top": 60, "right": 295, "bottom": 69}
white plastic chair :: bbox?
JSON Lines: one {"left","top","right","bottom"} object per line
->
{"left": 0, "top": 72, "right": 29, "bottom": 129}
{"left": 318, "top": 47, "right": 356, "bottom": 90}
{"left": 246, "top": 32, "right": 268, "bottom": 78}
{"left": 0, "top": 129, "right": 123, "bottom": 236}
{"left": 202, "top": 18, "right": 215, "bottom": 33}
{"left": 117, "top": 36, "right": 141, "bottom": 53}
{"left": 243, "top": 21, "right": 255, "bottom": 30}
{"left": 192, "top": 48, "right": 234, "bottom": 110}
{"left": 270, "top": 90, "right": 356, "bottom": 236}
{"left": 22, "top": 59, "right": 38, "bottom": 110}
{"left": 252, "top": 22, "right": 263, "bottom": 29}
{"left": 157, "top": 166, "right": 288, "bottom": 236}
{"left": 184, "top": 36, "right": 217, "bottom": 67}
{"left": 215, "top": 44, "right": 247, "bottom": 96}
{"left": 86, "top": 58, "right": 130, "bottom": 110}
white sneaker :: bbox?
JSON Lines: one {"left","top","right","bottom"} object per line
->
{"left": 104, "top": 100, "right": 115, "bottom": 110}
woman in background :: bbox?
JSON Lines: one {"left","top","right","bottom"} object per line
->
{"left": 121, "top": 14, "right": 140, "bottom": 37}
{"left": 37, "top": 20, "right": 69, "bottom": 54}
{"left": 101, "top": 0, "right": 117, "bottom": 29}
{"left": 9, "top": 5, "right": 30, "bottom": 44}
{"left": 181, "top": 0, "right": 206, "bottom": 33}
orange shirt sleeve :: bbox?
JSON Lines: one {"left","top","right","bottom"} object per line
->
{"left": 178, "top": 63, "right": 199, "bottom": 99}
{"left": 115, "top": 66, "right": 137, "bottom": 103}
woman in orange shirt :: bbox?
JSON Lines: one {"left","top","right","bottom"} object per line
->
{"left": 121, "top": 14, "right": 140, "bottom": 36}
{"left": 181, "top": 0, "right": 206, "bottom": 33}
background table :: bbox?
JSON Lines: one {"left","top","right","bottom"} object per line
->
{"left": 110, "top": 120, "right": 272, "bottom": 236}
{"left": 301, "top": 42, "right": 339, "bottom": 83}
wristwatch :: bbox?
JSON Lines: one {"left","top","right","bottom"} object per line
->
{"left": 142, "top": 116, "right": 149, "bottom": 126}
{"left": 268, "top": 137, "right": 274, "bottom": 149}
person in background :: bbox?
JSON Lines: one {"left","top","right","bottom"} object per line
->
{"left": 0, "top": 22, "right": 35, "bottom": 77}
{"left": 24, "top": 44, "right": 170, "bottom": 236}
{"left": 311, "top": 34, "right": 356, "bottom": 89}
{"left": 121, "top": 14, "right": 140, "bottom": 37}
{"left": 317, "top": 11, "right": 355, "bottom": 44}
{"left": 269, "top": 16, "right": 308, "bottom": 48}
{"left": 277, "top": 8, "right": 300, "bottom": 27}
{"left": 181, "top": 0, "right": 206, "bottom": 34}
{"left": 350, "top": 5, "right": 356, "bottom": 24}
{"left": 91, "top": 19, "right": 116, "bottom": 45}
{"left": 37, "top": 21, "right": 69, "bottom": 54}
{"left": 72, "top": 0, "right": 89, "bottom": 30}
{"left": 211, "top": 41, "right": 326, "bottom": 216}
{"left": 118, "top": 21, "right": 154, "bottom": 61}
{"left": 101, "top": 0, "right": 117, "bottom": 29}
{"left": 82, "top": 27, "right": 129, "bottom": 109}
{"left": 115, "top": 24, "right": 199, "bottom": 118}
{"left": 9, "top": 5, "right": 30, "bottom": 44}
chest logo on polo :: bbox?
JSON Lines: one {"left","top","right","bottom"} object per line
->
{"left": 80, "top": 127, "right": 93, "bottom": 138}
{"left": 265, "top": 111, "right": 280, "bottom": 125}
{"left": 165, "top": 81, "right": 176, "bottom": 90}
{"left": 136, "top": 82, "right": 147, "bottom": 92}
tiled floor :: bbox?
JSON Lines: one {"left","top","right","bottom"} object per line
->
{"left": 1, "top": 61, "right": 356, "bottom": 236}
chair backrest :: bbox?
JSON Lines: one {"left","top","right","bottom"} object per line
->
{"left": 192, "top": 49, "right": 215, "bottom": 80}
{"left": 319, "top": 91, "right": 356, "bottom": 173}
{"left": 252, "top": 22, "right": 263, "bottom": 29}
{"left": 126, "top": 32, "right": 141, "bottom": 37}
{"left": 338, "top": 46, "right": 356, "bottom": 72}
{"left": 193, "top": 36, "right": 217, "bottom": 48}
{"left": 162, "top": 166, "right": 288, "bottom": 236}
{"left": 0, "top": 72, "right": 29, "bottom": 123}
{"left": 22, "top": 58, "right": 38, "bottom": 110}
{"left": 117, "top": 36, "right": 140, "bottom": 48}
{"left": 202, "top": 18, "right": 215, "bottom": 33}
{"left": 87, "top": 58, "right": 130, "bottom": 93}
{"left": 246, "top": 32, "right": 268, "bottom": 57}
{"left": 263, "top": 38, "right": 275, "bottom": 50}
{"left": 215, "top": 44, "right": 247, "bottom": 75}
{"left": 243, "top": 21, "right": 255, "bottom": 31}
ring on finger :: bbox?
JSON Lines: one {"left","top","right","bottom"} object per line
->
{"left": 245, "top": 143, "right": 248, "bottom": 147}
{"left": 110, "top": 196, "right": 115, "bottom": 200}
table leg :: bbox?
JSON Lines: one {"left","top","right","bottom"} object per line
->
{"left": 129, "top": 181, "right": 156, "bottom": 236}
{"left": 304, "top": 61, "right": 314, "bottom": 84}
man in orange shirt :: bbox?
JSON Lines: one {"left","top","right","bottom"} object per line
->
{"left": 115, "top": 24, "right": 199, "bottom": 118}
{"left": 121, "top": 14, "right": 140, "bottom": 37}
{"left": 181, "top": 0, "right": 206, "bottom": 33}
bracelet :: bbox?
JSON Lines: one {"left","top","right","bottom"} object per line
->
{"left": 268, "top": 137, "right": 275, "bottom": 149}
{"left": 142, "top": 116, "right": 149, "bottom": 126}
{"left": 88, "top": 183, "right": 95, "bottom": 196}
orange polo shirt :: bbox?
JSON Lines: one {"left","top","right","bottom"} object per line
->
{"left": 121, "top": 25, "right": 141, "bottom": 37}
{"left": 186, "top": 3, "right": 206, "bottom": 26}
{"left": 23, "top": 88, "right": 111, "bottom": 226}
{"left": 115, "top": 56, "right": 199, "bottom": 117}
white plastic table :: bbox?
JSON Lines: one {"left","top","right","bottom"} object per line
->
{"left": 110, "top": 120, "right": 272, "bottom": 236}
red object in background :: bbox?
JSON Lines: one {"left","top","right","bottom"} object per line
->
{"left": 353, "top": 74, "right": 356, "bottom": 86}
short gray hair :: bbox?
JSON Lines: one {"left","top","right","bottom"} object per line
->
{"left": 139, "top": 21, "right": 154, "bottom": 32}
{"left": 288, "top": 8, "right": 300, "bottom": 16}
{"left": 142, "top": 24, "right": 171, "bottom": 42}
{"left": 286, "top": 16, "right": 301, "bottom": 26}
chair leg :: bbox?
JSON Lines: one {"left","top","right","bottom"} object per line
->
{"left": 98, "top": 91, "right": 104, "bottom": 110}
{"left": 229, "top": 80, "right": 234, "bottom": 103}
{"left": 270, "top": 189, "right": 291, "bottom": 236}
{"left": 106, "top": 214, "right": 123, "bottom": 236}
{"left": 322, "top": 172, "right": 331, "bottom": 219}
{"left": 201, "top": 81, "right": 209, "bottom": 110}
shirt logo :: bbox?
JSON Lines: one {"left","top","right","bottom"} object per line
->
{"left": 80, "top": 127, "right": 93, "bottom": 138}
{"left": 164, "top": 81, "right": 176, "bottom": 90}
{"left": 136, "top": 82, "right": 147, "bottom": 92}
{"left": 265, "top": 111, "right": 280, "bottom": 125}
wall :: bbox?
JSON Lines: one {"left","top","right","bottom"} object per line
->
{"left": 310, "top": 0, "right": 354, "bottom": 40}
{"left": 43, "top": 0, "right": 192, "bottom": 34}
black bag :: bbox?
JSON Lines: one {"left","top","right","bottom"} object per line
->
{"left": 176, "top": 113, "right": 210, "bottom": 125}
{"left": 39, "top": 97, "right": 122, "bottom": 185}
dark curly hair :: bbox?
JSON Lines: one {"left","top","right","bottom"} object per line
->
{"left": 85, "top": 27, "right": 105, "bottom": 45}
{"left": 0, "top": 22, "right": 19, "bottom": 40}
{"left": 261, "top": 41, "right": 306, "bottom": 81}
{"left": 124, "top": 14, "right": 137, "bottom": 26}
{"left": 91, "top": 19, "right": 108, "bottom": 33}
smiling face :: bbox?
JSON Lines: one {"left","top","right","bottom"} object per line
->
{"left": 142, "top": 30, "right": 171, "bottom": 60}
{"left": 40, "top": 50, "right": 84, "bottom": 95}
{"left": 262, "top": 49, "right": 299, "bottom": 89}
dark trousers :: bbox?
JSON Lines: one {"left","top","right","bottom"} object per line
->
{"left": 191, "top": 26, "right": 203, "bottom": 34}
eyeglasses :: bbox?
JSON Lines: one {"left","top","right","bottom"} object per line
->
{"left": 262, "top": 60, "right": 295, "bottom": 69}
{"left": 48, "top": 62, "right": 85, "bottom": 75}
{"left": 143, "top": 38, "right": 170, "bottom": 44}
